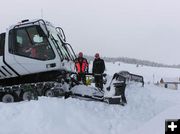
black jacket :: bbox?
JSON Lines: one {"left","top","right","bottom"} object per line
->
{"left": 92, "top": 58, "right": 105, "bottom": 74}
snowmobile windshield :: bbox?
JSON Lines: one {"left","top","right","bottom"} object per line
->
{"left": 49, "top": 27, "right": 71, "bottom": 61}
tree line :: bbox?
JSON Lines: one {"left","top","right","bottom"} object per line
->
{"left": 84, "top": 55, "right": 180, "bottom": 69}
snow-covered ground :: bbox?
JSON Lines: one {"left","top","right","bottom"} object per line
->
{"left": 0, "top": 62, "right": 180, "bottom": 134}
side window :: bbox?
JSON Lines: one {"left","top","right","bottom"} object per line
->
{"left": 0, "top": 33, "right": 5, "bottom": 56}
{"left": 9, "top": 26, "right": 55, "bottom": 60}
{"left": 14, "top": 29, "right": 31, "bottom": 56}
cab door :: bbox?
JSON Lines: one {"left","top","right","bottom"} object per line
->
{"left": 6, "top": 25, "right": 59, "bottom": 75}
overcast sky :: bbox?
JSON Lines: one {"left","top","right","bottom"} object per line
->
{"left": 1, "top": 0, "right": 180, "bottom": 64}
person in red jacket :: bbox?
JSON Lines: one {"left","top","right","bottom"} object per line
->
{"left": 75, "top": 52, "right": 89, "bottom": 84}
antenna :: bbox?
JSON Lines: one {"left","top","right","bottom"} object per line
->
{"left": 41, "top": 8, "right": 44, "bottom": 19}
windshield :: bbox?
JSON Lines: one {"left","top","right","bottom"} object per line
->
{"left": 9, "top": 25, "right": 55, "bottom": 60}
{"left": 49, "top": 27, "right": 71, "bottom": 61}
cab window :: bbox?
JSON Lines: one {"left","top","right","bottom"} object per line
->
{"left": 9, "top": 26, "right": 55, "bottom": 60}
{"left": 0, "top": 33, "right": 5, "bottom": 56}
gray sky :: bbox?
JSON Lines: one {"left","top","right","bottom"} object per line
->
{"left": 1, "top": 0, "right": 180, "bottom": 64}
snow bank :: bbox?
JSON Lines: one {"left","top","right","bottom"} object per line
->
{"left": 0, "top": 98, "right": 108, "bottom": 134}
{"left": 127, "top": 104, "right": 180, "bottom": 134}
{"left": 0, "top": 62, "right": 180, "bottom": 134}
{"left": 1, "top": 84, "right": 179, "bottom": 134}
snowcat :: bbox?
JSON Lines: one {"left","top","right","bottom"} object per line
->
{"left": 0, "top": 19, "right": 127, "bottom": 105}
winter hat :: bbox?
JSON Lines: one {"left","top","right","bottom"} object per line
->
{"left": 95, "top": 53, "right": 100, "bottom": 59}
{"left": 78, "top": 52, "right": 83, "bottom": 57}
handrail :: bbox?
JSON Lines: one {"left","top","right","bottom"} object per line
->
{"left": 65, "top": 43, "right": 77, "bottom": 60}
{"left": 13, "top": 19, "right": 49, "bottom": 37}
{"left": 56, "top": 27, "right": 66, "bottom": 42}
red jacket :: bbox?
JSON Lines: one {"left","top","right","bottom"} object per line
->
{"left": 75, "top": 57, "right": 88, "bottom": 73}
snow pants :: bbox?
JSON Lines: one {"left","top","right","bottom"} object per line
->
{"left": 77, "top": 73, "right": 86, "bottom": 85}
{"left": 94, "top": 74, "right": 103, "bottom": 90}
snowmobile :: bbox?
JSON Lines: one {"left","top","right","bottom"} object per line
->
{"left": 0, "top": 19, "right": 127, "bottom": 105}
{"left": 63, "top": 73, "right": 127, "bottom": 105}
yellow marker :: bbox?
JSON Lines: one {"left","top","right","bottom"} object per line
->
{"left": 86, "top": 76, "right": 91, "bottom": 85}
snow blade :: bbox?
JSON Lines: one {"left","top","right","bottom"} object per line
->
{"left": 105, "top": 83, "right": 127, "bottom": 105}
{"left": 104, "top": 73, "right": 127, "bottom": 105}
{"left": 65, "top": 91, "right": 126, "bottom": 105}
{"left": 104, "top": 96, "right": 124, "bottom": 105}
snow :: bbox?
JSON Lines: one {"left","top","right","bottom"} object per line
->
{"left": 1, "top": 62, "right": 180, "bottom": 134}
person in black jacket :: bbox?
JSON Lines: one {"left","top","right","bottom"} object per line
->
{"left": 92, "top": 53, "right": 105, "bottom": 90}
